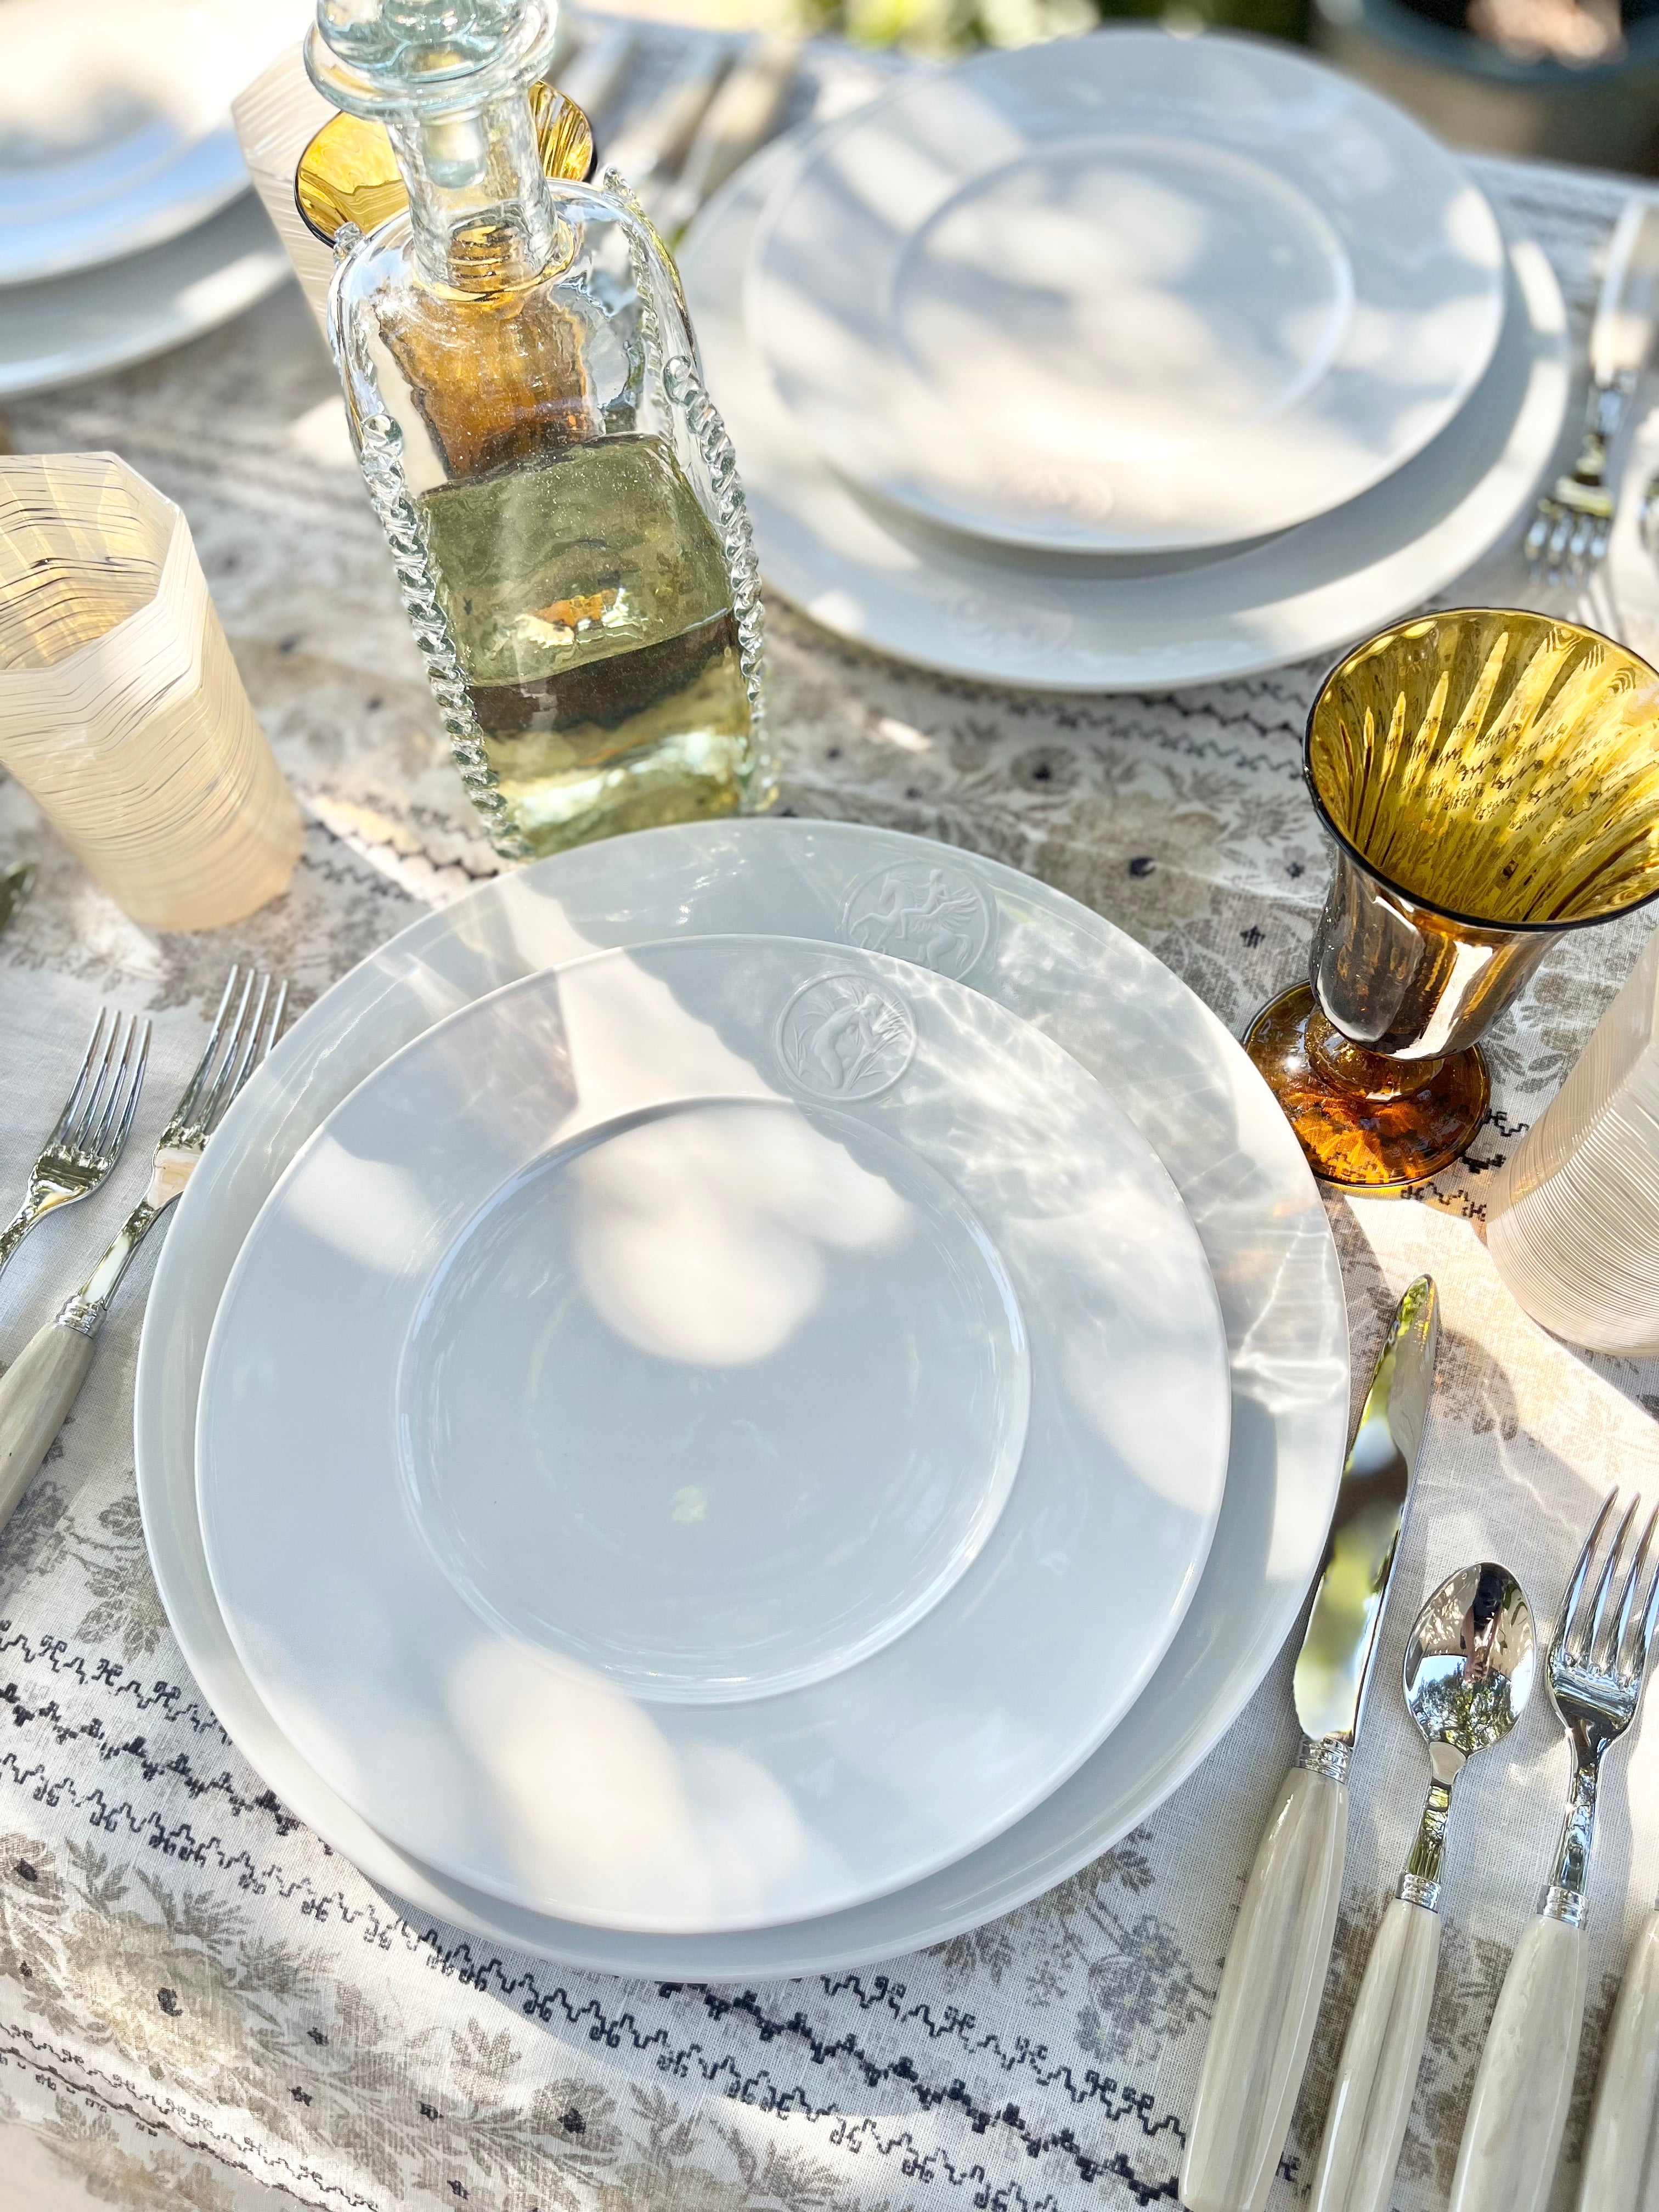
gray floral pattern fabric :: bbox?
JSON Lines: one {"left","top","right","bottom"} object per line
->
{"left": 1, "top": 47, "right": 1657, "bottom": 2208}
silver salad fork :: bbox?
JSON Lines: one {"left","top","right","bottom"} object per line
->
{"left": 0, "top": 1007, "right": 150, "bottom": 1286}
{"left": 1448, "top": 1488, "right": 1659, "bottom": 2212}
{"left": 0, "top": 966, "right": 286, "bottom": 1532}
{"left": 1525, "top": 197, "right": 1659, "bottom": 588}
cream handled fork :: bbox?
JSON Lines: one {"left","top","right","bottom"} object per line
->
{"left": 1448, "top": 1489, "right": 1659, "bottom": 2212}
{"left": 0, "top": 1007, "right": 149, "bottom": 1284}
{"left": 1576, "top": 1909, "right": 1659, "bottom": 2212}
{"left": 0, "top": 967, "right": 285, "bottom": 1532}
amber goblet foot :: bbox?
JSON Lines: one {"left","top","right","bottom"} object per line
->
{"left": 1244, "top": 984, "right": 1491, "bottom": 1192}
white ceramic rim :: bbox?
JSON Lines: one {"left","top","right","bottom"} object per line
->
{"left": 0, "top": 127, "right": 250, "bottom": 290}
{"left": 748, "top": 31, "right": 1507, "bottom": 556}
{"left": 684, "top": 139, "right": 1570, "bottom": 693}
{"left": 135, "top": 817, "right": 1348, "bottom": 1978}
{"left": 195, "top": 933, "right": 1230, "bottom": 1931}
{"left": 0, "top": 193, "right": 287, "bottom": 400}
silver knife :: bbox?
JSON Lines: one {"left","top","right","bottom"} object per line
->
{"left": 603, "top": 42, "right": 731, "bottom": 209}
{"left": 653, "top": 35, "right": 799, "bottom": 241}
{"left": 1181, "top": 1276, "right": 1441, "bottom": 2212}
{"left": 0, "top": 861, "right": 32, "bottom": 937}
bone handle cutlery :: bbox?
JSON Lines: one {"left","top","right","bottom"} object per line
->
{"left": 1448, "top": 1490, "right": 1659, "bottom": 2212}
{"left": 1180, "top": 1279, "right": 1439, "bottom": 2212}
{"left": 0, "top": 967, "right": 285, "bottom": 1534}
{"left": 1308, "top": 1565, "right": 1536, "bottom": 2212}
{"left": 1577, "top": 1910, "right": 1659, "bottom": 2212}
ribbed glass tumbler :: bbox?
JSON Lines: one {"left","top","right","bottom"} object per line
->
{"left": 0, "top": 452, "right": 302, "bottom": 930}
{"left": 1488, "top": 925, "right": 1659, "bottom": 1352}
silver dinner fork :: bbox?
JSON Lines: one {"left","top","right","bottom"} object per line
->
{"left": 1525, "top": 196, "right": 1659, "bottom": 588}
{"left": 0, "top": 966, "right": 286, "bottom": 1535}
{"left": 1447, "top": 1489, "right": 1659, "bottom": 2212}
{"left": 0, "top": 1008, "right": 150, "bottom": 1286}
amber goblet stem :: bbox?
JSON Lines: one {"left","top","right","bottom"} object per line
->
{"left": 1244, "top": 984, "right": 1492, "bottom": 1193}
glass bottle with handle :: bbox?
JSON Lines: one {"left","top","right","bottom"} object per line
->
{"left": 303, "top": 0, "right": 774, "bottom": 861}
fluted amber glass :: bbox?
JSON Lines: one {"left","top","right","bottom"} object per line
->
{"left": 1246, "top": 609, "right": 1659, "bottom": 1191}
{"left": 295, "top": 81, "right": 594, "bottom": 246}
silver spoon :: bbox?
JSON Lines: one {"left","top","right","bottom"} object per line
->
{"left": 1308, "top": 1562, "right": 1537, "bottom": 2212}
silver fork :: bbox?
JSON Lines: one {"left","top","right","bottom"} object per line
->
{"left": 0, "top": 966, "right": 286, "bottom": 1534}
{"left": 1525, "top": 196, "right": 1659, "bottom": 589}
{"left": 1448, "top": 1488, "right": 1659, "bottom": 2212}
{"left": 0, "top": 1008, "right": 151, "bottom": 1286}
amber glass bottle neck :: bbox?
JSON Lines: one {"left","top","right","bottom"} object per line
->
{"left": 386, "top": 86, "right": 557, "bottom": 294}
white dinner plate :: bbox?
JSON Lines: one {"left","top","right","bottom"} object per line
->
{"left": 686, "top": 135, "right": 1569, "bottom": 692}
{"left": 137, "top": 819, "right": 1348, "bottom": 1974}
{"left": 0, "top": 193, "right": 290, "bottom": 400}
{"left": 0, "top": 0, "right": 308, "bottom": 287}
{"left": 199, "top": 935, "right": 1229, "bottom": 1932}
{"left": 751, "top": 32, "right": 1506, "bottom": 556}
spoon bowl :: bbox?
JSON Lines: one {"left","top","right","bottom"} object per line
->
{"left": 1403, "top": 1560, "right": 1537, "bottom": 1792}
{"left": 1307, "top": 1563, "right": 1536, "bottom": 2212}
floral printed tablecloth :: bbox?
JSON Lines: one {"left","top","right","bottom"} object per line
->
{"left": 3, "top": 34, "right": 1659, "bottom": 2210}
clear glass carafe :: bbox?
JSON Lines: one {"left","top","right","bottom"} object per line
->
{"left": 306, "top": 0, "right": 772, "bottom": 860}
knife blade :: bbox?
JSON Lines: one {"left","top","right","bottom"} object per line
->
{"left": 0, "top": 861, "right": 33, "bottom": 937}
{"left": 1181, "top": 1276, "right": 1441, "bottom": 2212}
{"left": 1592, "top": 195, "right": 1659, "bottom": 390}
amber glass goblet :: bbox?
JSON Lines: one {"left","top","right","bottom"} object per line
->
{"left": 1245, "top": 608, "right": 1659, "bottom": 1190}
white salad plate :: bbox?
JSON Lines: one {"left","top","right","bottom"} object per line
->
{"left": 137, "top": 819, "right": 1348, "bottom": 1976}
{"left": 0, "top": 0, "right": 308, "bottom": 288}
{"left": 751, "top": 32, "right": 1506, "bottom": 556}
{"left": 0, "top": 194, "right": 291, "bottom": 400}
{"left": 198, "top": 933, "right": 1229, "bottom": 1933}
{"left": 686, "top": 136, "right": 1569, "bottom": 692}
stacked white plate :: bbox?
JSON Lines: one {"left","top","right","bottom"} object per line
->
{"left": 0, "top": 0, "right": 306, "bottom": 397}
{"left": 681, "top": 29, "right": 1575, "bottom": 690}
{"left": 138, "top": 816, "right": 1351, "bottom": 1976}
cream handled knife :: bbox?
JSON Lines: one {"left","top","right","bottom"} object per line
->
{"left": 1180, "top": 1277, "right": 1441, "bottom": 2212}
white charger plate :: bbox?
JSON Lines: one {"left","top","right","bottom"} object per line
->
{"left": 0, "top": 0, "right": 308, "bottom": 287}
{"left": 686, "top": 135, "right": 1568, "bottom": 692}
{"left": 137, "top": 819, "right": 1348, "bottom": 1975}
{"left": 0, "top": 194, "right": 290, "bottom": 400}
{"left": 198, "top": 934, "right": 1229, "bottom": 1933}
{"left": 751, "top": 32, "right": 1506, "bottom": 556}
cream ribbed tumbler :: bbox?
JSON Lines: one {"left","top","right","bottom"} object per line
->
{"left": 0, "top": 453, "right": 301, "bottom": 931}
{"left": 1488, "top": 925, "right": 1659, "bottom": 1354}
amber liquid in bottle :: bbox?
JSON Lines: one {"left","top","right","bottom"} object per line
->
{"left": 417, "top": 435, "right": 752, "bottom": 847}
{"left": 369, "top": 204, "right": 758, "bottom": 856}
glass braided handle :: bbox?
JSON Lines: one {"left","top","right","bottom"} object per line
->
{"left": 599, "top": 166, "right": 768, "bottom": 755}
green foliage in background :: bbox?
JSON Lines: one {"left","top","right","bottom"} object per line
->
{"left": 793, "top": 0, "right": 1307, "bottom": 57}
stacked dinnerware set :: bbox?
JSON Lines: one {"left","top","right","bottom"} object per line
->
{"left": 0, "top": 0, "right": 309, "bottom": 398}
{"left": 677, "top": 29, "right": 1573, "bottom": 694}
{"left": 11, "top": 15, "right": 1659, "bottom": 2210}
{"left": 127, "top": 814, "right": 1356, "bottom": 1982}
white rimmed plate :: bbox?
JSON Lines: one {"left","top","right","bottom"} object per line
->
{"left": 750, "top": 32, "right": 1506, "bottom": 555}
{"left": 687, "top": 134, "right": 1568, "bottom": 691}
{"left": 197, "top": 934, "right": 1229, "bottom": 1932}
{"left": 0, "top": 0, "right": 307, "bottom": 288}
{"left": 137, "top": 819, "right": 1347, "bottom": 1976}
{"left": 0, "top": 194, "right": 290, "bottom": 400}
